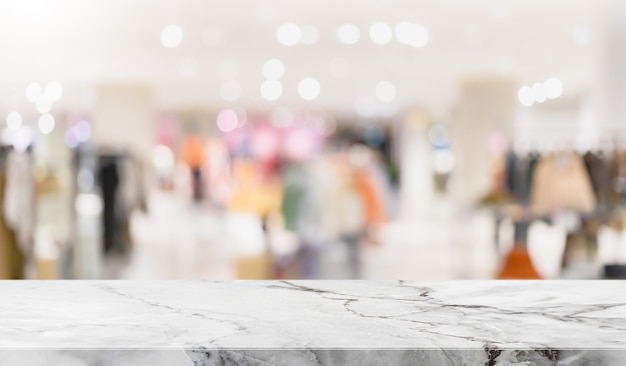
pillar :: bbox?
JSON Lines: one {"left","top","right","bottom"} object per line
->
{"left": 451, "top": 78, "right": 516, "bottom": 204}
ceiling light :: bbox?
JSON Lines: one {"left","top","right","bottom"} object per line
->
{"left": 369, "top": 22, "right": 393, "bottom": 45}
{"left": 36, "top": 96, "right": 52, "bottom": 113}
{"left": 160, "top": 25, "right": 184, "bottom": 48}
{"left": 518, "top": 86, "right": 534, "bottom": 107}
{"left": 220, "top": 80, "right": 242, "bottom": 102}
{"left": 44, "top": 82, "right": 63, "bottom": 102}
{"left": 38, "top": 114, "right": 55, "bottom": 134}
{"left": 217, "top": 109, "right": 239, "bottom": 132}
{"left": 375, "top": 81, "right": 396, "bottom": 102}
{"left": 298, "top": 78, "right": 321, "bottom": 101}
{"left": 532, "top": 82, "right": 547, "bottom": 103}
{"left": 261, "top": 80, "right": 283, "bottom": 101}
{"left": 6, "top": 112, "right": 22, "bottom": 131}
{"left": 544, "top": 78, "right": 563, "bottom": 99}
{"left": 395, "top": 22, "right": 429, "bottom": 48}
{"left": 277, "top": 23, "right": 301, "bottom": 46}
{"left": 263, "top": 59, "right": 285, "bottom": 80}
{"left": 25, "top": 83, "right": 42, "bottom": 103}
{"left": 74, "top": 120, "right": 92, "bottom": 142}
{"left": 337, "top": 24, "right": 361, "bottom": 45}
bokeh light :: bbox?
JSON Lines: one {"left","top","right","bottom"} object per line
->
{"left": 298, "top": 78, "right": 321, "bottom": 101}
{"left": 217, "top": 109, "right": 239, "bottom": 132}
{"left": 160, "top": 25, "right": 183, "bottom": 48}
{"left": 38, "top": 113, "right": 55, "bottom": 134}
{"left": 261, "top": 80, "right": 283, "bottom": 101}
{"left": 337, "top": 24, "right": 361, "bottom": 45}
{"left": 277, "top": 23, "right": 301, "bottom": 46}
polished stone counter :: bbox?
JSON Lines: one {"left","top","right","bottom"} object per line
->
{"left": 0, "top": 280, "right": 625, "bottom": 365}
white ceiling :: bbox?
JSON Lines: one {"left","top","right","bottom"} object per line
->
{"left": 0, "top": 0, "right": 602, "bottom": 116}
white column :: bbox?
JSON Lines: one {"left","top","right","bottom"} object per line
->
{"left": 451, "top": 78, "right": 516, "bottom": 205}
{"left": 399, "top": 109, "right": 433, "bottom": 221}
{"left": 74, "top": 84, "right": 155, "bottom": 279}
{"left": 593, "top": 0, "right": 626, "bottom": 140}
{"left": 92, "top": 84, "right": 156, "bottom": 158}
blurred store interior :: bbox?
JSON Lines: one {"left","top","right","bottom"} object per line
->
{"left": 1, "top": 0, "right": 626, "bottom": 280}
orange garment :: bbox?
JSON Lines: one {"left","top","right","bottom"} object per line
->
{"left": 228, "top": 161, "right": 282, "bottom": 217}
{"left": 497, "top": 246, "right": 542, "bottom": 279}
{"left": 355, "top": 171, "right": 386, "bottom": 225}
{"left": 181, "top": 136, "right": 206, "bottom": 169}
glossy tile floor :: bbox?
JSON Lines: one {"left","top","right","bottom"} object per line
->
{"left": 99, "top": 191, "right": 501, "bottom": 280}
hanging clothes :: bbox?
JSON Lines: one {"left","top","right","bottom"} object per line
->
{"left": 583, "top": 151, "right": 611, "bottom": 206}
{"left": 229, "top": 160, "right": 267, "bottom": 216}
{"left": 280, "top": 163, "right": 306, "bottom": 233}
{"left": 530, "top": 151, "right": 596, "bottom": 213}
{"left": 300, "top": 156, "right": 337, "bottom": 243}
{"left": 0, "top": 148, "right": 25, "bottom": 279}
{"left": 504, "top": 150, "right": 540, "bottom": 204}
{"left": 116, "top": 156, "right": 147, "bottom": 249}
{"left": 609, "top": 149, "right": 626, "bottom": 206}
{"left": 329, "top": 159, "right": 365, "bottom": 238}
{"left": 3, "top": 150, "right": 35, "bottom": 257}
{"left": 181, "top": 136, "right": 206, "bottom": 202}
{"left": 205, "top": 138, "right": 233, "bottom": 207}
{"left": 118, "top": 157, "right": 147, "bottom": 214}
{"left": 97, "top": 154, "right": 120, "bottom": 254}
{"left": 355, "top": 169, "right": 387, "bottom": 226}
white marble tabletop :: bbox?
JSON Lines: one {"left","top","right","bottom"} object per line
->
{"left": 0, "top": 280, "right": 624, "bottom": 350}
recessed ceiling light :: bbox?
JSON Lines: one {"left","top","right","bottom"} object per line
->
{"left": 38, "top": 113, "right": 55, "bottom": 134}
{"left": 395, "top": 22, "right": 428, "bottom": 48}
{"left": 217, "top": 109, "right": 239, "bottom": 132}
{"left": 369, "top": 22, "right": 393, "bottom": 45}
{"left": 277, "top": 23, "right": 301, "bottom": 46}
{"left": 45, "top": 82, "right": 63, "bottom": 102}
{"left": 261, "top": 80, "right": 283, "bottom": 101}
{"left": 161, "top": 25, "right": 183, "bottom": 48}
{"left": 25, "top": 83, "right": 42, "bottom": 103}
{"left": 298, "top": 78, "right": 321, "bottom": 101}
{"left": 337, "top": 24, "right": 361, "bottom": 45}
{"left": 263, "top": 59, "right": 285, "bottom": 80}
{"left": 544, "top": 78, "right": 563, "bottom": 99}
{"left": 6, "top": 112, "right": 22, "bottom": 131}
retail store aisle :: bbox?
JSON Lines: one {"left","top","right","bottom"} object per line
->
{"left": 121, "top": 192, "right": 235, "bottom": 279}
{"left": 111, "top": 192, "right": 501, "bottom": 280}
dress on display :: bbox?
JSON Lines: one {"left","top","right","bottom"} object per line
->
{"left": 530, "top": 152, "right": 596, "bottom": 213}
{"left": 97, "top": 155, "right": 120, "bottom": 254}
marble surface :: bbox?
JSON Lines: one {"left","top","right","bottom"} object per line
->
{"left": 1, "top": 280, "right": 625, "bottom": 365}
